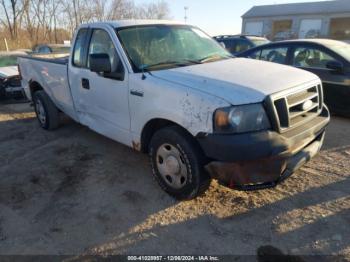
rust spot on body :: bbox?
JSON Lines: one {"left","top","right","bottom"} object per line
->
{"left": 132, "top": 141, "right": 141, "bottom": 151}
{"left": 205, "top": 157, "right": 286, "bottom": 187}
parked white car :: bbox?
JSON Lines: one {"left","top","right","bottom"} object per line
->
{"left": 18, "top": 20, "right": 330, "bottom": 199}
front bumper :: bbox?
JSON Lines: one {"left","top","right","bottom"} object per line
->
{"left": 197, "top": 106, "right": 330, "bottom": 190}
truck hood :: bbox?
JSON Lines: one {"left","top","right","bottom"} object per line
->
{"left": 152, "top": 58, "right": 319, "bottom": 105}
{"left": 0, "top": 66, "right": 18, "bottom": 78}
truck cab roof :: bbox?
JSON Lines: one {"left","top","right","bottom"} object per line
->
{"left": 80, "top": 20, "right": 186, "bottom": 29}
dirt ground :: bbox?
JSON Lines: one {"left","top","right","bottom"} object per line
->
{"left": 0, "top": 102, "right": 349, "bottom": 259}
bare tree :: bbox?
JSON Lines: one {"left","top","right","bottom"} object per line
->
{"left": 0, "top": 0, "right": 23, "bottom": 39}
{"left": 0, "top": 0, "right": 171, "bottom": 50}
{"left": 21, "top": 0, "right": 68, "bottom": 46}
{"left": 91, "top": 0, "right": 107, "bottom": 21}
{"left": 108, "top": 0, "right": 136, "bottom": 20}
{"left": 60, "top": 0, "right": 170, "bottom": 32}
{"left": 136, "top": 0, "right": 170, "bottom": 20}
{"left": 21, "top": 0, "right": 35, "bottom": 43}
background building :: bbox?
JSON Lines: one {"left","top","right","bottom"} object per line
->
{"left": 242, "top": 0, "right": 350, "bottom": 41}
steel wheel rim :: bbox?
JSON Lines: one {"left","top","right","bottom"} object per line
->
{"left": 156, "top": 143, "right": 188, "bottom": 189}
{"left": 35, "top": 99, "right": 46, "bottom": 125}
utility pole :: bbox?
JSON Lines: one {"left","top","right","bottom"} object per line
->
{"left": 4, "top": 38, "right": 9, "bottom": 51}
{"left": 184, "top": 6, "right": 189, "bottom": 24}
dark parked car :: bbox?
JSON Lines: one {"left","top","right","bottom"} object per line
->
{"left": 238, "top": 39, "right": 350, "bottom": 116}
{"left": 214, "top": 35, "right": 270, "bottom": 55}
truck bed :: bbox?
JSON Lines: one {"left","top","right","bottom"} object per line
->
{"left": 18, "top": 54, "right": 78, "bottom": 121}
{"left": 20, "top": 53, "right": 69, "bottom": 65}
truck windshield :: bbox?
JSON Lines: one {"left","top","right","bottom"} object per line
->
{"left": 116, "top": 25, "right": 232, "bottom": 72}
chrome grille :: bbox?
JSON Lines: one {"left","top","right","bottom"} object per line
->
{"left": 266, "top": 83, "right": 323, "bottom": 133}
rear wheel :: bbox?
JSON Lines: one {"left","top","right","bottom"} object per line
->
{"left": 149, "top": 126, "right": 210, "bottom": 200}
{"left": 33, "top": 90, "right": 60, "bottom": 130}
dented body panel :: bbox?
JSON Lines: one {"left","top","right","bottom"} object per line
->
{"left": 19, "top": 57, "right": 79, "bottom": 122}
{"left": 128, "top": 73, "right": 229, "bottom": 145}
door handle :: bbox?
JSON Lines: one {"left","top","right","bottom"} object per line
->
{"left": 130, "top": 90, "right": 144, "bottom": 97}
{"left": 82, "top": 78, "right": 90, "bottom": 90}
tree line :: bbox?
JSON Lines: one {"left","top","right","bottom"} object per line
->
{"left": 0, "top": 0, "right": 170, "bottom": 51}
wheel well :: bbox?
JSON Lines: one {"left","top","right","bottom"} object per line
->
{"left": 29, "top": 81, "right": 43, "bottom": 97}
{"left": 140, "top": 119, "right": 197, "bottom": 153}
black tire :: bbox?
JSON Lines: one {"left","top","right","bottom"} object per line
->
{"left": 149, "top": 126, "right": 211, "bottom": 200}
{"left": 33, "top": 90, "right": 60, "bottom": 130}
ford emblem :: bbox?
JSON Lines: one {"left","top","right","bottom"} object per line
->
{"left": 302, "top": 100, "right": 313, "bottom": 111}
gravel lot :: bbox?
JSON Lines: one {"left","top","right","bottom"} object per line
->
{"left": 0, "top": 102, "right": 349, "bottom": 260}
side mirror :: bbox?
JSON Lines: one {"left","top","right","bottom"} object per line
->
{"left": 219, "top": 42, "right": 226, "bottom": 49}
{"left": 326, "top": 61, "right": 343, "bottom": 72}
{"left": 89, "top": 53, "right": 111, "bottom": 73}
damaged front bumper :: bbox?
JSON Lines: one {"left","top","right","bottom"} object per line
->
{"left": 197, "top": 106, "right": 330, "bottom": 190}
{"left": 0, "top": 76, "right": 26, "bottom": 100}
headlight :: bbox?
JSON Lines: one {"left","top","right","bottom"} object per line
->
{"left": 214, "top": 104, "right": 271, "bottom": 133}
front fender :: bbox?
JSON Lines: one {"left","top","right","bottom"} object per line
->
{"left": 129, "top": 74, "right": 229, "bottom": 144}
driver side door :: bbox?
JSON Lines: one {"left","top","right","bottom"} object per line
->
{"left": 69, "top": 28, "right": 131, "bottom": 144}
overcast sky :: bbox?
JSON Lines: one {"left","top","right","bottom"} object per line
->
{"left": 135, "top": 0, "right": 330, "bottom": 36}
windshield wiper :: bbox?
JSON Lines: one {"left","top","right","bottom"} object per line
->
{"left": 198, "top": 54, "right": 234, "bottom": 63}
{"left": 140, "top": 59, "right": 201, "bottom": 71}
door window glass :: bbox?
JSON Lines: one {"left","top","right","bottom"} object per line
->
{"left": 260, "top": 47, "right": 288, "bottom": 64}
{"left": 39, "top": 46, "right": 51, "bottom": 54}
{"left": 221, "top": 39, "right": 236, "bottom": 54}
{"left": 293, "top": 47, "right": 337, "bottom": 69}
{"left": 88, "top": 29, "right": 122, "bottom": 73}
{"left": 73, "top": 29, "right": 88, "bottom": 67}
{"left": 221, "top": 39, "right": 252, "bottom": 54}
{"left": 247, "top": 49, "right": 262, "bottom": 59}
{"left": 235, "top": 39, "right": 252, "bottom": 53}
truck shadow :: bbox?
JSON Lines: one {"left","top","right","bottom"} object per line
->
{"left": 0, "top": 102, "right": 179, "bottom": 255}
{"left": 77, "top": 177, "right": 349, "bottom": 257}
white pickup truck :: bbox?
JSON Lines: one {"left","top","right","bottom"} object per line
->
{"left": 18, "top": 20, "right": 330, "bottom": 199}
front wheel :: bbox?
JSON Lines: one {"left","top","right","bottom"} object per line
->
{"left": 149, "top": 126, "right": 210, "bottom": 200}
{"left": 33, "top": 90, "right": 60, "bottom": 130}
